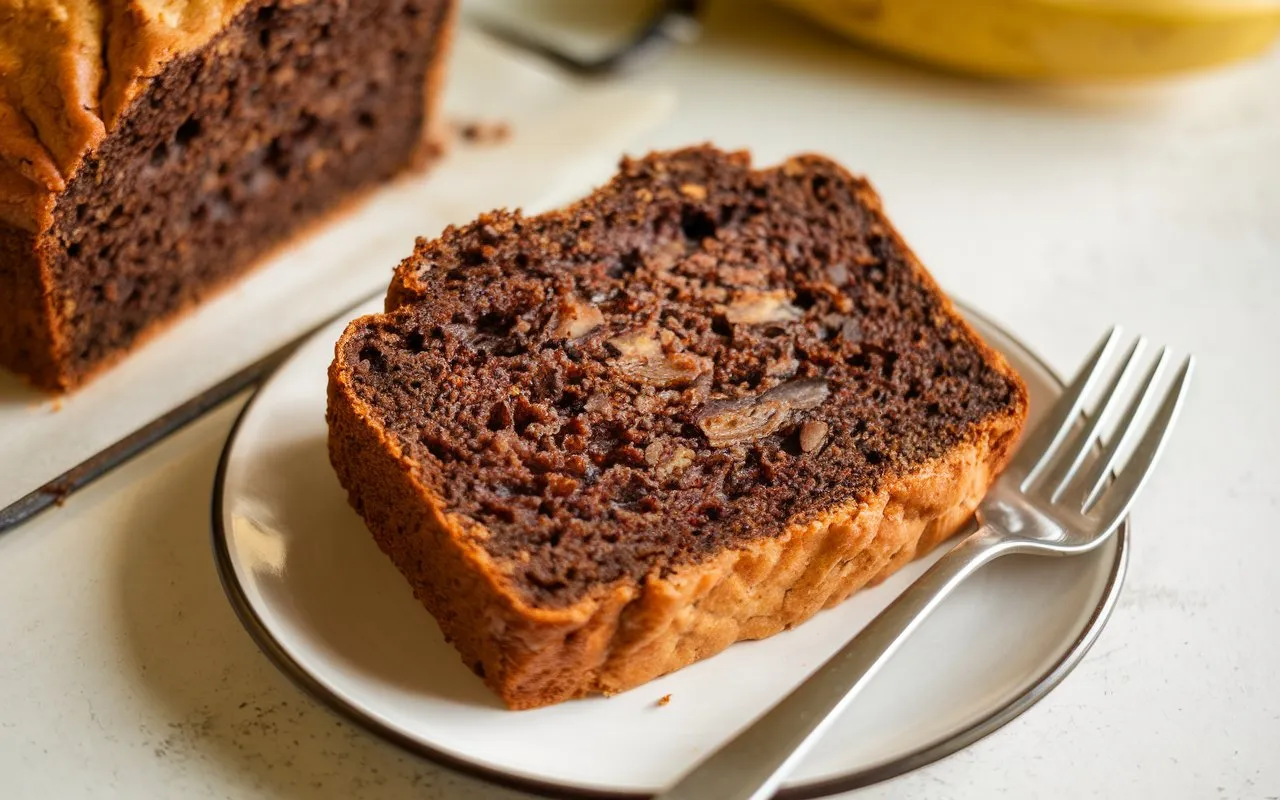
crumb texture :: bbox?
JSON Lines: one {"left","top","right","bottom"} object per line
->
{"left": 336, "top": 146, "right": 1026, "bottom": 609}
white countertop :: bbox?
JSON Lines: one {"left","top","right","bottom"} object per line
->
{"left": 2, "top": 1, "right": 1278, "bottom": 798}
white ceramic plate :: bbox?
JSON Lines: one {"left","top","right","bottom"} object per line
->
{"left": 213, "top": 298, "right": 1126, "bottom": 798}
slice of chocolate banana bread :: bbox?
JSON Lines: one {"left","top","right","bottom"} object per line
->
{"left": 0, "top": 0, "right": 456, "bottom": 391}
{"left": 327, "top": 145, "right": 1028, "bottom": 709}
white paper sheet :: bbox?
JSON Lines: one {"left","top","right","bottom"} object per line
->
{"left": 0, "top": 28, "right": 674, "bottom": 508}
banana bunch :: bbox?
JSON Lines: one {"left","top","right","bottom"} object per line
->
{"left": 771, "top": 0, "right": 1280, "bottom": 79}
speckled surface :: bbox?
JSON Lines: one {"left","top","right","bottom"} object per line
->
{"left": 3, "top": 1, "right": 1280, "bottom": 797}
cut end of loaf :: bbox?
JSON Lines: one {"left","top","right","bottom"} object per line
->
{"left": 0, "top": 0, "right": 456, "bottom": 392}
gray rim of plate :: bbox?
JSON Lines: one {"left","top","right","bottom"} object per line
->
{"left": 210, "top": 302, "right": 1129, "bottom": 800}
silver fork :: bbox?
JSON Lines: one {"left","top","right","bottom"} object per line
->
{"left": 655, "top": 327, "right": 1194, "bottom": 800}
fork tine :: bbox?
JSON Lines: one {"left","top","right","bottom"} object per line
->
{"left": 1045, "top": 336, "right": 1148, "bottom": 502}
{"left": 1010, "top": 326, "right": 1125, "bottom": 488}
{"left": 1060, "top": 347, "right": 1171, "bottom": 512}
{"left": 1084, "top": 355, "right": 1194, "bottom": 526}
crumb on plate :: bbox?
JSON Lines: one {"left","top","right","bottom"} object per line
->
{"left": 456, "top": 119, "right": 511, "bottom": 146}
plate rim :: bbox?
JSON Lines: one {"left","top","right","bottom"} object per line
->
{"left": 210, "top": 302, "right": 1129, "bottom": 800}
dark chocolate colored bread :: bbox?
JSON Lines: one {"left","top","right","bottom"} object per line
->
{"left": 327, "top": 146, "right": 1028, "bottom": 709}
{"left": 0, "top": 0, "right": 456, "bottom": 391}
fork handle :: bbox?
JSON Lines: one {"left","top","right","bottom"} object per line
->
{"left": 653, "top": 527, "right": 1009, "bottom": 800}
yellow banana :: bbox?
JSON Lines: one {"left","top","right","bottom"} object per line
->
{"left": 771, "top": 0, "right": 1280, "bottom": 79}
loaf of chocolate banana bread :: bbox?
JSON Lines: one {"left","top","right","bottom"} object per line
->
{"left": 327, "top": 145, "right": 1028, "bottom": 709}
{"left": 0, "top": 0, "right": 456, "bottom": 391}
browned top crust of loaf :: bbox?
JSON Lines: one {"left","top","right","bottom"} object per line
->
{"left": 335, "top": 145, "right": 1028, "bottom": 608}
{"left": 0, "top": 0, "right": 277, "bottom": 231}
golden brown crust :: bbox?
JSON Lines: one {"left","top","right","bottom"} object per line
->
{"left": 0, "top": 0, "right": 256, "bottom": 231}
{"left": 327, "top": 158, "right": 1030, "bottom": 709}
